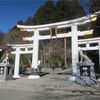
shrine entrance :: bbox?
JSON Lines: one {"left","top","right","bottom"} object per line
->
{"left": 9, "top": 11, "right": 100, "bottom": 79}
{"left": 20, "top": 54, "right": 32, "bottom": 74}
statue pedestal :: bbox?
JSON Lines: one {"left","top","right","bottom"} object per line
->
{"left": 27, "top": 69, "right": 40, "bottom": 79}
{"left": 75, "top": 62, "right": 97, "bottom": 85}
{"left": 0, "top": 63, "right": 13, "bottom": 80}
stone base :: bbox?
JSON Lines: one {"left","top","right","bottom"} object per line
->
{"left": 69, "top": 76, "right": 76, "bottom": 81}
{"left": 75, "top": 76, "right": 97, "bottom": 85}
{"left": 28, "top": 75, "right": 40, "bottom": 79}
{"left": 97, "top": 78, "right": 100, "bottom": 82}
{"left": 13, "top": 75, "right": 20, "bottom": 79}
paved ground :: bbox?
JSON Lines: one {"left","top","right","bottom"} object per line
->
{"left": 0, "top": 88, "right": 100, "bottom": 100}
{"left": 0, "top": 70, "right": 100, "bottom": 100}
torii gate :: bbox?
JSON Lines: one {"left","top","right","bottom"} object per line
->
{"left": 10, "top": 44, "right": 33, "bottom": 78}
{"left": 11, "top": 11, "right": 100, "bottom": 78}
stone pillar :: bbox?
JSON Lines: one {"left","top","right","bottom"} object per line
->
{"left": 31, "top": 29, "right": 39, "bottom": 69}
{"left": 13, "top": 48, "right": 20, "bottom": 78}
{"left": 71, "top": 25, "right": 79, "bottom": 76}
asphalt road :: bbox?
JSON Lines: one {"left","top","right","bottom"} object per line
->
{"left": 0, "top": 88, "right": 100, "bottom": 100}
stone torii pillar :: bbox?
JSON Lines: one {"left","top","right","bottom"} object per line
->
{"left": 13, "top": 47, "right": 20, "bottom": 78}
{"left": 28, "top": 29, "right": 40, "bottom": 79}
{"left": 23, "top": 29, "right": 39, "bottom": 70}
{"left": 31, "top": 29, "right": 39, "bottom": 70}
{"left": 71, "top": 24, "right": 79, "bottom": 76}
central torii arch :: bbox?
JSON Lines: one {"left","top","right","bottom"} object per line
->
{"left": 11, "top": 11, "right": 100, "bottom": 78}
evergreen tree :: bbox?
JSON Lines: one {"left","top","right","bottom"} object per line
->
{"left": 33, "top": 0, "right": 57, "bottom": 24}
{"left": 24, "top": 0, "right": 85, "bottom": 25}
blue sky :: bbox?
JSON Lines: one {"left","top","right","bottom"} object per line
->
{"left": 0, "top": 0, "right": 46, "bottom": 33}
